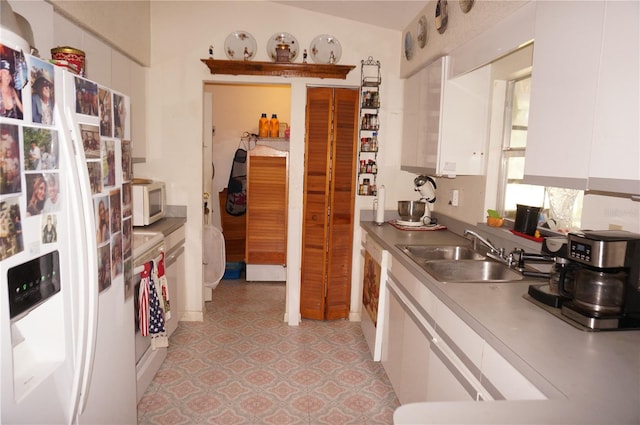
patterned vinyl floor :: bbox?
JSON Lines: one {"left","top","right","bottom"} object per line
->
{"left": 137, "top": 279, "right": 400, "bottom": 425}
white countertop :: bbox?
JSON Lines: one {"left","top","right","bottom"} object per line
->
{"left": 360, "top": 221, "right": 640, "bottom": 425}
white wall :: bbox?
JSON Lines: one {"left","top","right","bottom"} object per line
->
{"left": 48, "top": 0, "right": 150, "bottom": 66}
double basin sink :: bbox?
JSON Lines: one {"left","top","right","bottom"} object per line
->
{"left": 396, "top": 245, "right": 524, "bottom": 283}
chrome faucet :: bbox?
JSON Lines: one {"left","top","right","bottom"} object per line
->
{"left": 464, "top": 229, "right": 512, "bottom": 266}
{"left": 464, "top": 229, "right": 499, "bottom": 253}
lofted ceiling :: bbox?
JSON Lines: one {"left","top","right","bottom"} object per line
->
{"left": 273, "top": 1, "right": 427, "bottom": 31}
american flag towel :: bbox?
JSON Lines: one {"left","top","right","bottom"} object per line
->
{"left": 149, "top": 260, "right": 168, "bottom": 349}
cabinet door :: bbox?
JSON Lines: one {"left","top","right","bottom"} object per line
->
{"left": 524, "top": 1, "right": 605, "bottom": 189}
{"left": 439, "top": 64, "right": 491, "bottom": 177}
{"left": 401, "top": 57, "right": 449, "bottom": 175}
{"left": 246, "top": 146, "right": 288, "bottom": 265}
{"left": 164, "top": 245, "right": 183, "bottom": 337}
{"left": 218, "top": 189, "right": 246, "bottom": 262}
{"left": 588, "top": 1, "right": 640, "bottom": 195}
{"left": 399, "top": 301, "right": 432, "bottom": 403}
{"left": 400, "top": 69, "right": 421, "bottom": 170}
{"left": 420, "top": 56, "right": 447, "bottom": 173}
{"left": 382, "top": 283, "right": 406, "bottom": 399}
{"left": 427, "top": 341, "right": 476, "bottom": 401}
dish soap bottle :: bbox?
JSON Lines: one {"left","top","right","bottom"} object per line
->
{"left": 259, "top": 113, "right": 269, "bottom": 138}
{"left": 269, "top": 114, "right": 279, "bottom": 138}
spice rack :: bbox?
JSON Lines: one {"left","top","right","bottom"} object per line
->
{"left": 357, "top": 57, "right": 381, "bottom": 196}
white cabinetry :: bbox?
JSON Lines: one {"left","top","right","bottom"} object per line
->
{"left": 380, "top": 238, "right": 548, "bottom": 405}
{"left": 384, "top": 260, "right": 481, "bottom": 403}
{"left": 588, "top": 1, "right": 640, "bottom": 195}
{"left": 164, "top": 225, "right": 185, "bottom": 331}
{"left": 401, "top": 58, "right": 443, "bottom": 173}
{"left": 525, "top": 1, "right": 639, "bottom": 196}
{"left": 401, "top": 56, "right": 490, "bottom": 177}
{"left": 481, "top": 342, "right": 546, "bottom": 401}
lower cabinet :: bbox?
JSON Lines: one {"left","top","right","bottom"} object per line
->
{"left": 480, "top": 342, "right": 546, "bottom": 401}
{"left": 385, "top": 277, "right": 478, "bottom": 403}
{"left": 427, "top": 340, "right": 476, "bottom": 401}
{"left": 382, "top": 256, "right": 547, "bottom": 405}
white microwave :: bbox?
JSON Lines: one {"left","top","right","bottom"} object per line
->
{"left": 132, "top": 181, "right": 166, "bottom": 226}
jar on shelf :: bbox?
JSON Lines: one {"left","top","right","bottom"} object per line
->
{"left": 259, "top": 113, "right": 269, "bottom": 138}
{"left": 269, "top": 114, "right": 279, "bottom": 138}
{"left": 360, "top": 178, "right": 371, "bottom": 196}
{"left": 361, "top": 137, "right": 369, "bottom": 152}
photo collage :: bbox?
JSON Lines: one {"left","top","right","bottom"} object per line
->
{"left": 77, "top": 76, "right": 133, "bottom": 296}
{"left": 0, "top": 43, "right": 134, "bottom": 299}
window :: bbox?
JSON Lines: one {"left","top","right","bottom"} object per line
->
{"left": 497, "top": 76, "right": 583, "bottom": 233}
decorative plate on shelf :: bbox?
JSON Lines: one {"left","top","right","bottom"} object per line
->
{"left": 435, "top": 0, "right": 449, "bottom": 34}
{"left": 417, "top": 15, "right": 428, "bottom": 49}
{"left": 404, "top": 31, "right": 414, "bottom": 61}
{"left": 309, "top": 34, "right": 342, "bottom": 64}
{"left": 460, "top": 0, "right": 475, "bottom": 13}
{"left": 267, "top": 32, "right": 299, "bottom": 62}
{"left": 224, "top": 31, "right": 257, "bottom": 61}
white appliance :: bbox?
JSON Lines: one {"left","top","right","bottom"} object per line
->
{"left": 132, "top": 181, "right": 166, "bottom": 227}
{"left": 0, "top": 18, "right": 137, "bottom": 424}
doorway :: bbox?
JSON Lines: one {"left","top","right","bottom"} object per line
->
{"left": 202, "top": 82, "right": 291, "bottom": 298}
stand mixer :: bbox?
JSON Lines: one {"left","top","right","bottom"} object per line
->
{"left": 396, "top": 175, "right": 437, "bottom": 227}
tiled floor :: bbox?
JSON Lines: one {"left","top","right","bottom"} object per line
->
{"left": 137, "top": 279, "right": 400, "bottom": 425}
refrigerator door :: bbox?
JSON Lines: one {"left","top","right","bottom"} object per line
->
{"left": 1, "top": 54, "right": 79, "bottom": 423}
{"left": 59, "top": 69, "right": 137, "bottom": 425}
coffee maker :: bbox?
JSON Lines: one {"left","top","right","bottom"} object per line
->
{"left": 560, "top": 230, "right": 640, "bottom": 330}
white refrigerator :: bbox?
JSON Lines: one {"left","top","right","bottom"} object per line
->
{"left": 0, "top": 27, "right": 137, "bottom": 424}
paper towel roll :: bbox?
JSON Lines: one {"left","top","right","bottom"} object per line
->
{"left": 375, "top": 185, "right": 385, "bottom": 225}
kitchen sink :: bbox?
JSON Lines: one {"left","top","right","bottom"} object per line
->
{"left": 396, "top": 245, "right": 486, "bottom": 261}
{"left": 422, "top": 260, "right": 524, "bottom": 283}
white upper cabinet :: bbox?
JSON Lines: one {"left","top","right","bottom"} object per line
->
{"left": 525, "top": 1, "right": 639, "bottom": 196}
{"left": 401, "top": 56, "right": 446, "bottom": 174}
{"left": 401, "top": 56, "right": 490, "bottom": 177}
{"left": 588, "top": 1, "right": 640, "bottom": 196}
{"left": 439, "top": 65, "right": 491, "bottom": 177}
{"left": 525, "top": 1, "right": 604, "bottom": 190}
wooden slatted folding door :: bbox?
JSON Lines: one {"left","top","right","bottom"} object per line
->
{"left": 301, "top": 87, "right": 359, "bottom": 320}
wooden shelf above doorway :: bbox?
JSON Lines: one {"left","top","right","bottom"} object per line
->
{"left": 201, "top": 59, "right": 356, "bottom": 79}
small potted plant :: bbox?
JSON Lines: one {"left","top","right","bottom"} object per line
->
{"left": 486, "top": 209, "right": 504, "bottom": 227}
